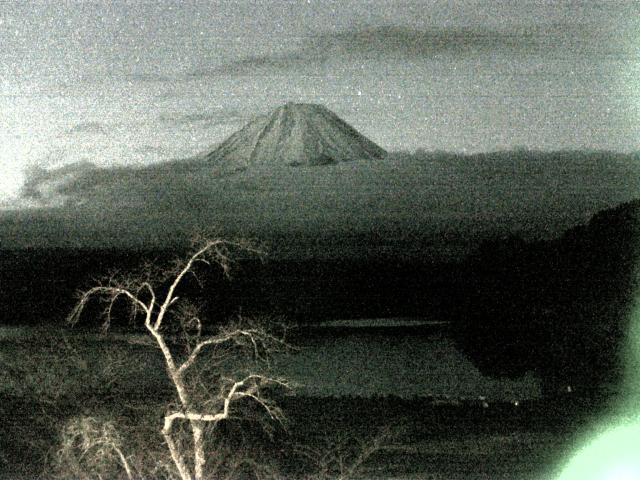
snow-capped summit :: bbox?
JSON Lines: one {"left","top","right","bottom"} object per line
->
{"left": 205, "top": 103, "right": 387, "bottom": 168}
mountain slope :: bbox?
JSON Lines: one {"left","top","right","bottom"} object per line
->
{"left": 205, "top": 103, "right": 387, "bottom": 168}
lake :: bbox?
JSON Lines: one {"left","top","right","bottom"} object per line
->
{"left": 275, "top": 319, "right": 541, "bottom": 401}
{"left": 0, "top": 320, "right": 541, "bottom": 402}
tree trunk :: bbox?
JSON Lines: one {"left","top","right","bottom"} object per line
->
{"left": 192, "top": 420, "right": 206, "bottom": 480}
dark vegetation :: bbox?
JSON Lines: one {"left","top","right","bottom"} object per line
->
{"left": 0, "top": 246, "right": 462, "bottom": 327}
{"left": 0, "top": 390, "right": 598, "bottom": 479}
{"left": 1, "top": 199, "right": 638, "bottom": 395}
{"left": 455, "top": 198, "right": 639, "bottom": 393}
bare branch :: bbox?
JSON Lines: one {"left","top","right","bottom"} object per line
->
{"left": 338, "top": 427, "right": 394, "bottom": 480}
{"left": 176, "top": 322, "right": 289, "bottom": 376}
{"left": 154, "top": 240, "right": 261, "bottom": 331}
{"left": 164, "top": 375, "right": 288, "bottom": 429}
{"left": 56, "top": 416, "right": 136, "bottom": 480}
{"left": 68, "top": 286, "right": 151, "bottom": 328}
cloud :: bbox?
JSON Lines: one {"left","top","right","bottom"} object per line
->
{"left": 122, "top": 73, "right": 175, "bottom": 83}
{"left": 133, "top": 144, "right": 171, "bottom": 157}
{"left": 20, "top": 161, "right": 98, "bottom": 206}
{"left": 191, "top": 24, "right": 595, "bottom": 77}
{"left": 66, "top": 121, "right": 109, "bottom": 136}
{"left": 16, "top": 157, "right": 221, "bottom": 209}
{"left": 157, "top": 110, "right": 246, "bottom": 127}
{"left": 188, "top": 50, "right": 325, "bottom": 77}
{"left": 316, "top": 25, "right": 539, "bottom": 57}
{"left": 80, "top": 72, "right": 176, "bottom": 84}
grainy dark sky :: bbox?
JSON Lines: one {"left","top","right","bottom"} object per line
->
{"left": 1, "top": 0, "right": 639, "bottom": 202}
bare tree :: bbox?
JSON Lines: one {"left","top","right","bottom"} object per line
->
{"left": 295, "top": 427, "right": 395, "bottom": 480}
{"left": 68, "top": 239, "right": 290, "bottom": 480}
{"left": 55, "top": 416, "right": 136, "bottom": 480}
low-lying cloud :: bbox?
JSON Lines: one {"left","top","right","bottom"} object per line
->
{"left": 20, "top": 161, "right": 99, "bottom": 206}
{"left": 2, "top": 150, "right": 638, "bottom": 252}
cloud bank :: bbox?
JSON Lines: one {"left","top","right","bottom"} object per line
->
{"left": 2, "top": 151, "right": 638, "bottom": 255}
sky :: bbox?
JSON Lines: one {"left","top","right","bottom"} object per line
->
{"left": 1, "top": 0, "right": 639, "bottom": 204}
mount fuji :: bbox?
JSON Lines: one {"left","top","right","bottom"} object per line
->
{"left": 204, "top": 103, "right": 387, "bottom": 169}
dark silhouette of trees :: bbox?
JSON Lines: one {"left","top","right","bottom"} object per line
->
{"left": 453, "top": 200, "right": 640, "bottom": 394}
